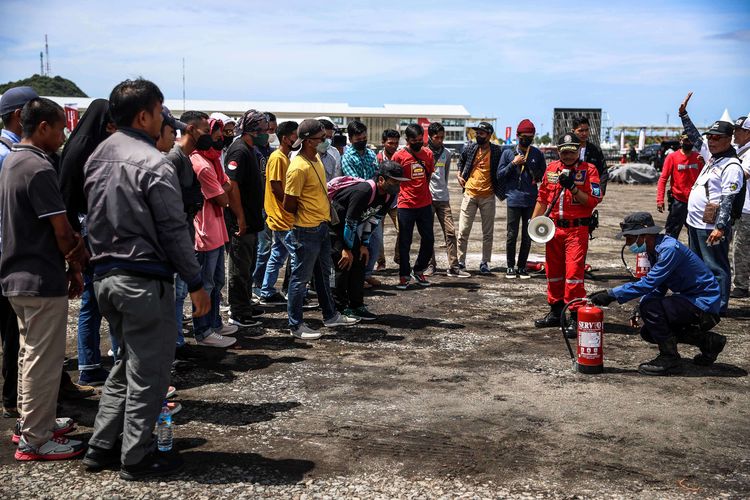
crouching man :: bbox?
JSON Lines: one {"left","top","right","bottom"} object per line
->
{"left": 589, "top": 212, "right": 726, "bottom": 376}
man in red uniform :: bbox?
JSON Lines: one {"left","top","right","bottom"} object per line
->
{"left": 533, "top": 133, "right": 602, "bottom": 337}
{"left": 656, "top": 131, "right": 704, "bottom": 238}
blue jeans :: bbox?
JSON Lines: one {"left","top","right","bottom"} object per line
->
{"left": 193, "top": 246, "right": 225, "bottom": 340}
{"left": 260, "top": 230, "right": 292, "bottom": 298}
{"left": 688, "top": 225, "right": 732, "bottom": 313}
{"left": 174, "top": 275, "right": 188, "bottom": 347}
{"left": 77, "top": 266, "right": 120, "bottom": 370}
{"left": 253, "top": 223, "right": 273, "bottom": 291}
{"left": 364, "top": 224, "right": 383, "bottom": 278}
{"left": 286, "top": 224, "right": 337, "bottom": 329}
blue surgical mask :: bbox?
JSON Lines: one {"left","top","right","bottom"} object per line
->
{"left": 628, "top": 239, "right": 647, "bottom": 254}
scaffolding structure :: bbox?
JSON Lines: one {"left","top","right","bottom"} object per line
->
{"left": 553, "top": 108, "right": 602, "bottom": 146}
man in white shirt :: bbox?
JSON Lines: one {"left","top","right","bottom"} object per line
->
{"left": 679, "top": 93, "right": 745, "bottom": 314}
{"left": 730, "top": 115, "right": 750, "bottom": 298}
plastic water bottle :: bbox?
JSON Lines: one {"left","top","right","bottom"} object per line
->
{"left": 156, "top": 399, "right": 173, "bottom": 452}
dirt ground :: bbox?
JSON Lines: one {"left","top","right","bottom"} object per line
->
{"left": 1, "top": 182, "right": 749, "bottom": 499}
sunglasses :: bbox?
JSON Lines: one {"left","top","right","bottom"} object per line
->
{"left": 707, "top": 135, "right": 730, "bottom": 141}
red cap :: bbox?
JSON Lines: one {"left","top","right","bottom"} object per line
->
{"left": 517, "top": 119, "right": 535, "bottom": 135}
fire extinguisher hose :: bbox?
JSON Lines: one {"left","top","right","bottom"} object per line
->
{"left": 560, "top": 298, "right": 587, "bottom": 360}
{"left": 621, "top": 244, "right": 637, "bottom": 278}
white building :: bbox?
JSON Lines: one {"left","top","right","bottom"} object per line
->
{"left": 41, "top": 96, "right": 494, "bottom": 149}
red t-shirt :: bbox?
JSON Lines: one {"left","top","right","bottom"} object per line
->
{"left": 392, "top": 147, "right": 435, "bottom": 209}
{"left": 537, "top": 160, "right": 601, "bottom": 220}
{"left": 657, "top": 150, "right": 704, "bottom": 204}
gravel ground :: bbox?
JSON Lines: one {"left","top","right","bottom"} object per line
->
{"left": 1, "top": 182, "right": 749, "bottom": 499}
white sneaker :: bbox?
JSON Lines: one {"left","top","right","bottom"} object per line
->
{"left": 290, "top": 324, "right": 322, "bottom": 340}
{"left": 196, "top": 332, "right": 237, "bottom": 348}
{"left": 213, "top": 324, "right": 238, "bottom": 336}
{"left": 323, "top": 312, "right": 360, "bottom": 328}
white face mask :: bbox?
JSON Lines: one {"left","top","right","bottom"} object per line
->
{"left": 316, "top": 138, "right": 331, "bottom": 154}
{"left": 268, "top": 133, "right": 278, "bottom": 145}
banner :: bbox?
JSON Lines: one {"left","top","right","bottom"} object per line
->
{"left": 64, "top": 104, "right": 79, "bottom": 131}
{"left": 417, "top": 118, "right": 430, "bottom": 143}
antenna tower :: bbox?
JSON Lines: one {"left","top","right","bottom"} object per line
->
{"left": 45, "top": 34, "right": 50, "bottom": 75}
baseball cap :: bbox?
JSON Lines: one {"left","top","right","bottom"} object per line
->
{"left": 734, "top": 116, "right": 750, "bottom": 131}
{"left": 615, "top": 212, "right": 663, "bottom": 239}
{"left": 704, "top": 120, "right": 734, "bottom": 136}
{"left": 557, "top": 133, "right": 580, "bottom": 151}
{"left": 379, "top": 160, "right": 410, "bottom": 181}
{"left": 471, "top": 121, "right": 494, "bottom": 135}
{"left": 292, "top": 119, "right": 325, "bottom": 149}
{"left": 0, "top": 86, "right": 39, "bottom": 116}
{"left": 161, "top": 106, "right": 186, "bottom": 132}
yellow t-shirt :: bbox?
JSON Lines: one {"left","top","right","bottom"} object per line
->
{"left": 264, "top": 149, "right": 295, "bottom": 231}
{"left": 465, "top": 148, "right": 494, "bottom": 198}
{"left": 284, "top": 153, "right": 331, "bottom": 227}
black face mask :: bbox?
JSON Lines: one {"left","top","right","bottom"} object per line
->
{"left": 212, "top": 138, "right": 224, "bottom": 150}
{"left": 195, "top": 133, "right": 214, "bottom": 151}
{"left": 681, "top": 141, "right": 693, "bottom": 152}
{"left": 352, "top": 139, "right": 367, "bottom": 151}
{"left": 519, "top": 137, "right": 533, "bottom": 148}
{"left": 475, "top": 136, "right": 488, "bottom": 146}
{"left": 223, "top": 136, "right": 234, "bottom": 149}
{"left": 410, "top": 142, "right": 423, "bottom": 152}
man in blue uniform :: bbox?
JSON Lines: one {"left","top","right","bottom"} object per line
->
{"left": 589, "top": 212, "right": 726, "bottom": 376}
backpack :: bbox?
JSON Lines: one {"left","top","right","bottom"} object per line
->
{"left": 0, "top": 136, "right": 14, "bottom": 151}
{"left": 327, "top": 176, "right": 378, "bottom": 204}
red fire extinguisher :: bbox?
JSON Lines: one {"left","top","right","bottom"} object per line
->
{"left": 561, "top": 298, "right": 604, "bottom": 374}
{"left": 575, "top": 302, "right": 604, "bottom": 374}
{"left": 634, "top": 252, "right": 651, "bottom": 278}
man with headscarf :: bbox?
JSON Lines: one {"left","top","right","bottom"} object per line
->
{"left": 224, "top": 110, "right": 269, "bottom": 327}
{"left": 58, "top": 99, "right": 117, "bottom": 386}
{"left": 190, "top": 117, "right": 237, "bottom": 348}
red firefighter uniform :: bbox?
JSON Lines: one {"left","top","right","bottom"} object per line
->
{"left": 536, "top": 160, "right": 602, "bottom": 309}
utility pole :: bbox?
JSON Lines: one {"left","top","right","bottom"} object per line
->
{"left": 182, "top": 57, "right": 186, "bottom": 112}
{"left": 45, "top": 34, "right": 50, "bottom": 75}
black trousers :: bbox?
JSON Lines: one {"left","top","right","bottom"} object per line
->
{"left": 228, "top": 232, "right": 258, "bottom": 317}
{"left": 640, "top": 295, "right": 703, "bottom": 343}
{"left": 398, "top": 205, "right": 435, "bottom": 277}
{"left": 0, "top": 294, "right": 20, "bottom": 408}
{"left": 332, "top": 237, "right": 365, "bottom": 310}
{"left": 506, "top": 205, "right": 533, "bottom": 269}
{"left": 665, "top": 199, "right": 688, "bottom": 239}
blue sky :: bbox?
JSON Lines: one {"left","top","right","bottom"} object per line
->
{"left": 1, "top": 0, "right": 749, "bottom": 136}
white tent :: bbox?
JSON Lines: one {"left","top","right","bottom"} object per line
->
{"left": 637, "top": 128, "right": 646, "bottom": 152}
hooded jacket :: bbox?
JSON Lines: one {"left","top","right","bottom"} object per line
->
{"left": 457, "top": 142, "right": 503, "bottom": 199}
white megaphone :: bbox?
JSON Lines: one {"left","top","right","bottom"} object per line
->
{"left": 528, "top": 215, "right": 556, "bottom": 243}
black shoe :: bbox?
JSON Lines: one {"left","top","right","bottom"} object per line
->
{"left": 2, "top": 406, "right": 19, "bottom": 418}
{"left": 693, "top": 332, "right": 727, "bottom": 366}
{"left": 120, "top": 450, "right": 184, "bottom": 481}
{"left": 534, "top": 302, "right": 564, "bottom": 328}
{"left": 228, "top": 315, "right": 262, "bottom": 328}
{"left": 78, "top": 367, "right": 110, "bottom": 387}
{"left": 638, "top": 337, "right": 681, "bottom": 376}
{"left": 730, "top": 287, "right": 748, "bottom": 298}
{"left": 83, "top": 444, "right": 121, "bottom": 471}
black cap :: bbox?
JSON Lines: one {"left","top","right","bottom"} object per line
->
{"left": 557, "top": 133, "right": 580, "bottom": 151}
{"left": 0, "top": 86, "right": 39, "bottom": 115}
{"left": 470, "top": 121, "right": 494, "bottom": 135}
{"left": 704, "top": 120, "right": 734, "bottom": 136}
{"left": 378, "top": 160, "right": 410, "bottom": 181}
{"left": 161, "top": 106, "right": 186, "bottom": 132}
{"left": 615, "top": 212, "right": 664, "bottom": 239}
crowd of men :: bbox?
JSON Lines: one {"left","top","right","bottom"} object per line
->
{"left": 0, "top": 80, "right": 747, "bottom": 479}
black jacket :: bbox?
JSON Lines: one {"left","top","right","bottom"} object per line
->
{"left": 583, "top": 142, "right": 609, "bottom": 194}
{"left": 457, "top": 142, "right": 504, "bottom": 199}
